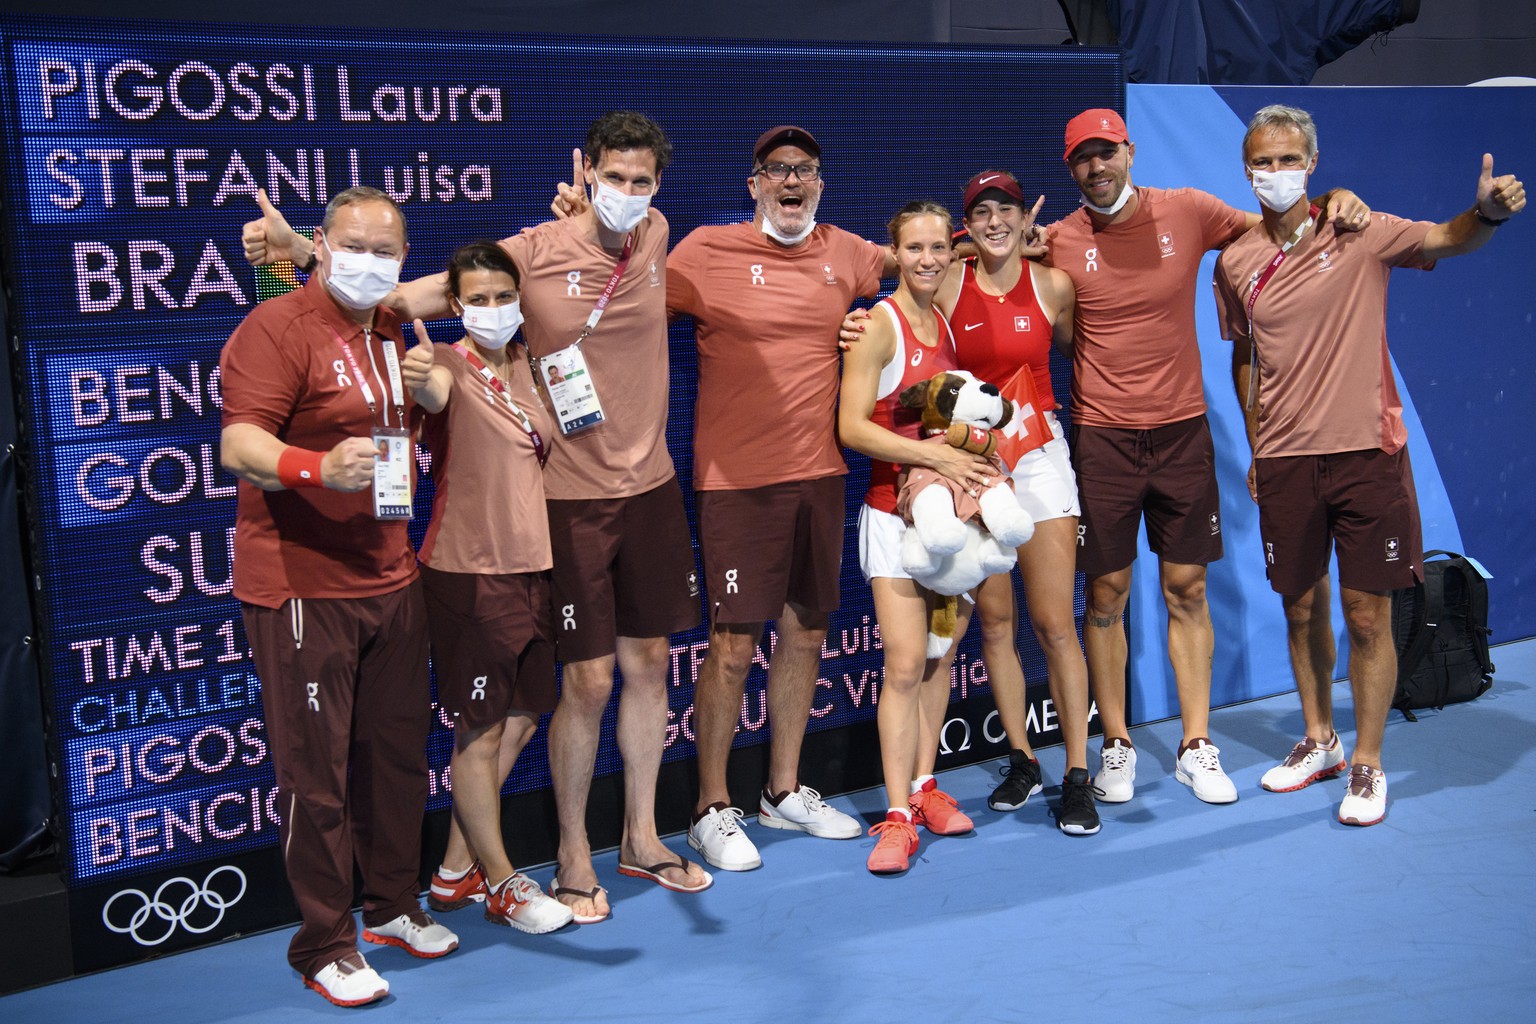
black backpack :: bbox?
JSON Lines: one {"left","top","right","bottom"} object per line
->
{"left": 1391, "top": 550, "right": 1495, "bottom": 721}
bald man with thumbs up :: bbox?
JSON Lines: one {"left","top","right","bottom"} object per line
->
{"left": 221, "top": 185, "right": 458, "bottom": 1007}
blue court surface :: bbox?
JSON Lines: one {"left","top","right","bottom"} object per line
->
{"left": 9, "top": 639, "right": 1535, "bottom": 1024}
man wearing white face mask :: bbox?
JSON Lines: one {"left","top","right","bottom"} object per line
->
{"left": 237, "top": 113, "right": 708, "bottom": 922}
{"left": 221, "top": 186, "right": 456, "bottom": 1007}
{"left": 1042, "top": 108, "right": 1373, "bottom": 817}
{"left": 1214, "top": 104, "right": 1525, "bottom": 827}
{"left": 666, "top": 126, "right": 884, "bottom": 872}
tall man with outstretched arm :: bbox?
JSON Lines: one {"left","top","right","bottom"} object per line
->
{"left": 666, "top": 126, "right": 882, "bottom": 871}
{"left": 221, "top": 186, "right": 457, "bottom": 1008}
{"left": 1214, "top": 104, "right": 1524, "bottom": 826}
{"left": 1044, "top": 109, "right": 1368, "bottom": 816}
{"left": 241, "top": 112, "right": 709, "bottom": 925}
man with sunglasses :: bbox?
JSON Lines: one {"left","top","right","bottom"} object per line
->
{"left": 666, "top": 126, "right": 886, "bottom": 873}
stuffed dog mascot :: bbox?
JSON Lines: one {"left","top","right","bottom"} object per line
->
{"left": 895, "top": 370, "right": 1035, "bottom": 656}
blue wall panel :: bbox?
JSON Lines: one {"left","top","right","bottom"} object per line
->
{"left": 1122, "top": 83, "right": 1534, "bottom": 723}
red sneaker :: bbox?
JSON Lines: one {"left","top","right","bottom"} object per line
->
{"left": 428, "top": 861, "right": 487, "bottom": 912}
{"left": 909, "top": 778, "right": 974, "bottom": 835}
{"left": 866, "top": 812, "right": 919, "bottom": 874}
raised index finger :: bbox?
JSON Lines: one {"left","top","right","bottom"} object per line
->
{"left": 571, "top": 147, "right": 584, "bottom": 187}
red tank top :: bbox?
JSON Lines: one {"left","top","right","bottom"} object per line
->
{"left": 864, "top": 297, "right": 959, "bottom": 513}
{"left": 949, "top": 259, "right": 1057, "bottom": 411}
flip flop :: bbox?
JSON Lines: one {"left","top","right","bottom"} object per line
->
{"left": 548, "top": 878, "right": 610, "bottom": 925}
{"left": 616, "top": 856, "right": 714, "bottom": 894}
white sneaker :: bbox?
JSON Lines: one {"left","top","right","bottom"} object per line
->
{"left": 759, "top": 785, "right": 861, "bottom": 839}
{"left": 306, "top": 952, "right": 388, "bottom": 1007}
{"left": 1261, "top": 735, "right": 1348, "bottom": 793}
{"left": 1175, "top": 739, "right": 1238, "bottom": 804}
{"left": 362, "top": 910, "right": 459, "bottom": 958}
{"left": 1338, "top": 764, "right": 1388, "bottom": 826}
{"left": 1094, "top": 739, "right": 1137, "bottom": 803}
{"left": 484, "top": 872, "right": 575, "bottom": 934}
{"left": 687, "top": 805, "right": 762, "bottom": 871}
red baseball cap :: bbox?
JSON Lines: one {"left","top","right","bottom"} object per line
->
{"left": 962, "top": 170, "right": 1025, "bottom": 215}
{"left": 1063, "top": 108, "right": 1128, "bottom": 160}
{"left": 754, "top": 125, "right": 821, "bottom": 162}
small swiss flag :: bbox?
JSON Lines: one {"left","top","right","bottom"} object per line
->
{"left": 993, "top": 368, "right": 1053, "bottom": 471}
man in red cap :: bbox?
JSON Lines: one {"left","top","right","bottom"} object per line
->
{"left": 1044, "top": 107, "right": 1368, "bottom": 814}
{"left": 667, "top": 125, "right": 891, "bottom": 873}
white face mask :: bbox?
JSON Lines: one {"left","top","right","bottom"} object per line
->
{"left": 762, "top": 216, "right": 817, "bottom": 246}
{"left": 1250, "top": 169, "right": 1309, "bottom": 214}
{"left": 1082, "top": 183, "right": 1133, "bottom": 217}
{"left": 322, "top": 240, "right": 401, "bottom": 310}
{"left": 460, "top": 301, "right": 523, "bottom": 351}
{"left": 590, "top": 179, "right": 652, "bottom": 234}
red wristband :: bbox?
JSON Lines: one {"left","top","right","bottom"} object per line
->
{"left": 277, "top": 447, "right": 326, "bottom": 489}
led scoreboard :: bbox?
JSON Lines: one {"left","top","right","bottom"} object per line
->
{"left": 0, "top": 15, "right": 1122, "bottom": 894}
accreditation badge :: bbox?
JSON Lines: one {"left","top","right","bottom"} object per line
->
{"left": 371, "top": 427, "right": 413, "bottom": 520}
{"left": 536, "top": 343, "right": 605, "bottom": 436}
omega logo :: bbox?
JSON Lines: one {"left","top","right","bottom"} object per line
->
{"left": 938, "top": 716, "right": 972, "bottom": 755}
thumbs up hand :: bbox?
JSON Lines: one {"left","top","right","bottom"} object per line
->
{"left": 401, "top": 319, "right": 437, "bottom": 392}
{"left": 1477, "top": 153, "right": 1525, "bottom": 223}
{"left": 242, "top": 188, "right": 306, "bottom": 267}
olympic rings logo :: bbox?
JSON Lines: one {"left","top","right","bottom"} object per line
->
{"left": 102, "top": 865, "right": 247, "bottom": 946}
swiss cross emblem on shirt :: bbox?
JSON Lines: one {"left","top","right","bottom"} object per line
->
{"left": 1158, "top": 231, "right": 1176, "bottom": 258}
{"left": 1014, "top": 315, "right": 1030, "bottom": 332}
{"left": 1386, "top": 537, "right": 1400, "bottom": 561}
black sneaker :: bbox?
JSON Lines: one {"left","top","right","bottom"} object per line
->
{"left": 1057, "top": 767, "right": 1102, "bottom": 836}
{"left": 988, "top": 750, "right": 1043, "bottom": 811}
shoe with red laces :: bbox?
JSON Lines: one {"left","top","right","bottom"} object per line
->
{"left": 866, "top": 812, "right": 919, "bottom": 874}
{"left": 908, "top": 778, "right": 974, "bottom": 835}
{"left": 428, "top": 861, "right": 488, "bottom": 912}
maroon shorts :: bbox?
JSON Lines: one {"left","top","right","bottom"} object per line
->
{"left": 1071, "top": 415, "right": 1223, "bottom": 576}
{"left": 697, "top": 474, "right": 845, "bottom": 625}
{"left": 421, "top": 564, "right": 558, "bottom": 729}
{"left": 1254, "top": 447, "right": 1424, "bottom": 596}
{"left": 546, "top": 476, "right": 701, "bottom": 662}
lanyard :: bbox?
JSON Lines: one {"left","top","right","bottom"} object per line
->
{"left": 1243, "top": 204, "right": 1319, "bottom": 410}
{"left": 331, "top": 325, "right": 405, "bottom": 427}
{"left": 575, "top": 234, "right": 634, "bottom": 345}
{"left": 452, "top": 342, "right": 548, "bottom": 464}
